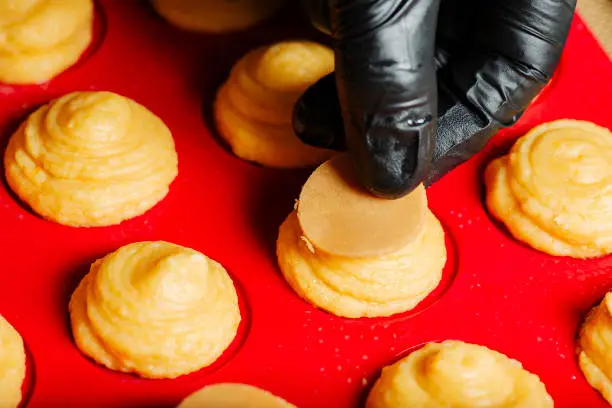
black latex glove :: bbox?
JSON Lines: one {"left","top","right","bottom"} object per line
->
{"left": 294, "top": 0, "right": 577, "bottom": 198}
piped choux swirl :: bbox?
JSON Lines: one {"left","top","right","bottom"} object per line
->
{"left": 0, "top": 314, "right": 26, "bottom": 408}
{"left": 276, "top": 209, "right": 446, "bottom": 318}
{"left": 485, "top": 120, "right": 612, "bottom": 258}
{"left": 178, "top": 383, "right": 296, "bottom": 408}
{"left": 577, "top": 292, "right": 612, "bottom": 404}
{"left": 69, "top": 241, "right": 241, "bottom": 379}
{"left": 366, "top": 341, "right": 553, "bottom": 408}
{"left": 0, "top": 0, "right": 94, "bottom": 84}
{"left": 4, "top": 91, "right": 178, "bottom": 227}
{"left": 214, "top": 40, "right": 334, "bottom": 168}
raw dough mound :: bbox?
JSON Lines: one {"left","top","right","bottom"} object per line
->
{"left": 577, "top": 292, "right": 612, "bottom": 404}
{"left": 214, "top": 41, "right": 334, "bottom": 168}
{"left": 366, "top": 340, "right": 553, "bottom": 408}
{"left": 4, "top": 91, "right": 178, "bottom": 227}
{"left": 276, "top": 210, "right": 446, "bottom": 318}
{"left": 0, "top": 0, "right": 93, "bottom": 84}
{"left": 178, "top": 383, "right": 296, "bottom": 408}
{"left": 0, "top": 315, "right": 26, "bottom": 408}
{"left": 485, "top": 120, "right": 612, "bottom": 258}
{"left": 152, "top": 0, "right": 286, "bottom": 33}
{"left": 69, "top": 241, "right": 241, "bottom": 379}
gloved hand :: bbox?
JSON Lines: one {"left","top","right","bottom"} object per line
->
{"left": 294, "top": 0, "right": 577, "bottom": 199}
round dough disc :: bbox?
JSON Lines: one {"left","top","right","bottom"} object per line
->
{"left": 297, "top": 153, "right": 427, "bottom": 257}
{"left": 178, "top": 383, "right": 295, "bottom": 408}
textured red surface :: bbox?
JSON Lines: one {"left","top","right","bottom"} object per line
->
{"left": 0, "top": 1, "right": 611, "bottom": 407}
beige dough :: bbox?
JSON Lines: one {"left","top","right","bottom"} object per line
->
{"left": 577, "top": 292, "right": 612, "bottom": 404}
{"left": 152, "top": 0, "right": 286, "bottom": 33}
{"left": 214, "top": 41, "right": 334, "bottom": 168}
{"left": 276, "top": 209, "right": 446, "bottom": 318}
{"left": 0, "top": 0, "right": 93, "bottom": 84}
{"left": 177, "top": 383, "right": 296, "bottom": 408}
{"left": 277, "top": 155, "right": 445, "bottom": 318}
{"left": 485, "top": 120, "right": 612, "bottom": 258}
{"left": 297, "top": 154, "right": 428, "bottom": 258}
{"left": 69, "top": 241, "right": 241, "bottom": 379}
{"left": 366, "top": 340, "right": 553, "bottom": 408}
{"left": 0, "top": 315, "right": 26, "bottom": 408}
{"left": 4, "top": 91, "right": 178, "bottom": 227}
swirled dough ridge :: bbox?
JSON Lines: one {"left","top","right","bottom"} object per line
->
{"left": 4, "top": 91, "right": 178, "bottom": 227}
{"left": 69, "top": 241, "right": 241, "bottom": 379}
{"left": 0, "top": 314, "right": 26, "bottom": 408}
{"left": 178, "top": 383, "right": 296, "bottom": 408}
{"left": 485, "top": 120, "right": 612, "bottom": 258}
{"left": 152, "top": 0, "right": 286, "bottom": 33}
{"left": 577, "top": 292, "right": 612, "bottom": 404}
{"left": 276, "top": 210, "right": 446, "bottom": 318}
{"left": 366, "top": 341, "right": 553, "bottom": 408}
{"left": 214, "top": 41, "right": 334, "bottom": 168}
{"left": 0, "top": 0, "right": 93, "bottom": 84}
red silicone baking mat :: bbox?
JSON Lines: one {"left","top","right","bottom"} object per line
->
{"left": 0, "top": 1, "right": 611, "bottom": 407}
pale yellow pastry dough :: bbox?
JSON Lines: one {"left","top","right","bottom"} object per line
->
{"left": 178, "top": 383, "right": 296, "bottom": 408}
{"left": 366, "top": 340, "right": 553, "bottom": 408}
{"left": 276, "top": 209, "right": 446, "bottom": 318}
{"left": 69, "top": 241, "right": 241, "bottom": 379}
{"left": 485, "top": 120, "right": 612, "bottom": 258}
{"left": 577, "top": 292, "right": 612, "bottom": 404}
{"left": 0, "top": 315, "right": 26, "bottom": 408}
{"left": 214, "top": 41, "right": 334, "bottom": 168}
{"left": 0, "top": 0, "right": 93, "bottom": 84}
{"left": 152, "top": 0, "right": 286, "bottom": 33}
{"left": 4, "top": 91, "right": 178, "bottom": 227}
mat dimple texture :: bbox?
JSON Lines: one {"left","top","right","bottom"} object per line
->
{"left": 0, "top": 2, "right": 611, "bottom": 407}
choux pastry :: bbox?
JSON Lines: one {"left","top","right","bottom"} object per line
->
{"left": 0, "top": 314, "right": 26, "bottom": 408}
{"left": 177, "top": 383, "right": 296, "bottom": 408}
{"left": 577, "top": 292, "right": 612, "bottom": 404}
{"left": 366, "top": 340, "right": 553, "bottom": 408}
{"left": 278, "top": 155, "right": 446, "bottom": 318}
{"left": 4, "top": 91, "right": 178, "bottom": 227}
{"left": 485, "top": 120, "right": 612, "bottom": 258}
{"left": 214, "top": 41, "right": 334, "bottom": 168}
{"left": 0, "top": 0, "right": 93, "bottom": 84}
{"left": 69, "top": 241, "right": 241, "bottom": 379}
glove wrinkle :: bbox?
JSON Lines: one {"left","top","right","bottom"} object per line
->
{"left": 329, "top": 0, "right": 439, "bottom": 197}
{"left": 296, "top": 0, "right": 576, "bottom": 196}
{"left": 430, "top": 57, "right": 547, "bottom": 182}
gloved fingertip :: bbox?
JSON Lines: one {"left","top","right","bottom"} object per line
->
{"left": 356, "top": 121, "right": 434, "bottom": 199}
{"left": 361, "top": 161, "right": 427, "bottom": 199}
{"left": 293, "top": 73, "right": 346, "bottom": 151}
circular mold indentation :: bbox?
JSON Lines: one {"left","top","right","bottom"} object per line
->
{"left": 481, "top": 202, "right": 535, "bottom": 254}
{"left": 354, "top": 216, "right": 460, "bottom": 326}
{"left": 278, "top": 211, "right": 460, "bottom": 324}
{"left": 0, "top": 0, "right": 107, "bottom": 88}
{"left": 0, "top": 104, "right": 49, "bottom": 224}
{"left": 178, "top": 270, "right": 253, "bottom": 378}
{"left": 68, "top": 267, "right": 251, "bottom": 384}
{"left": 66, "top": 0, "right": 108, "bottom": 73}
